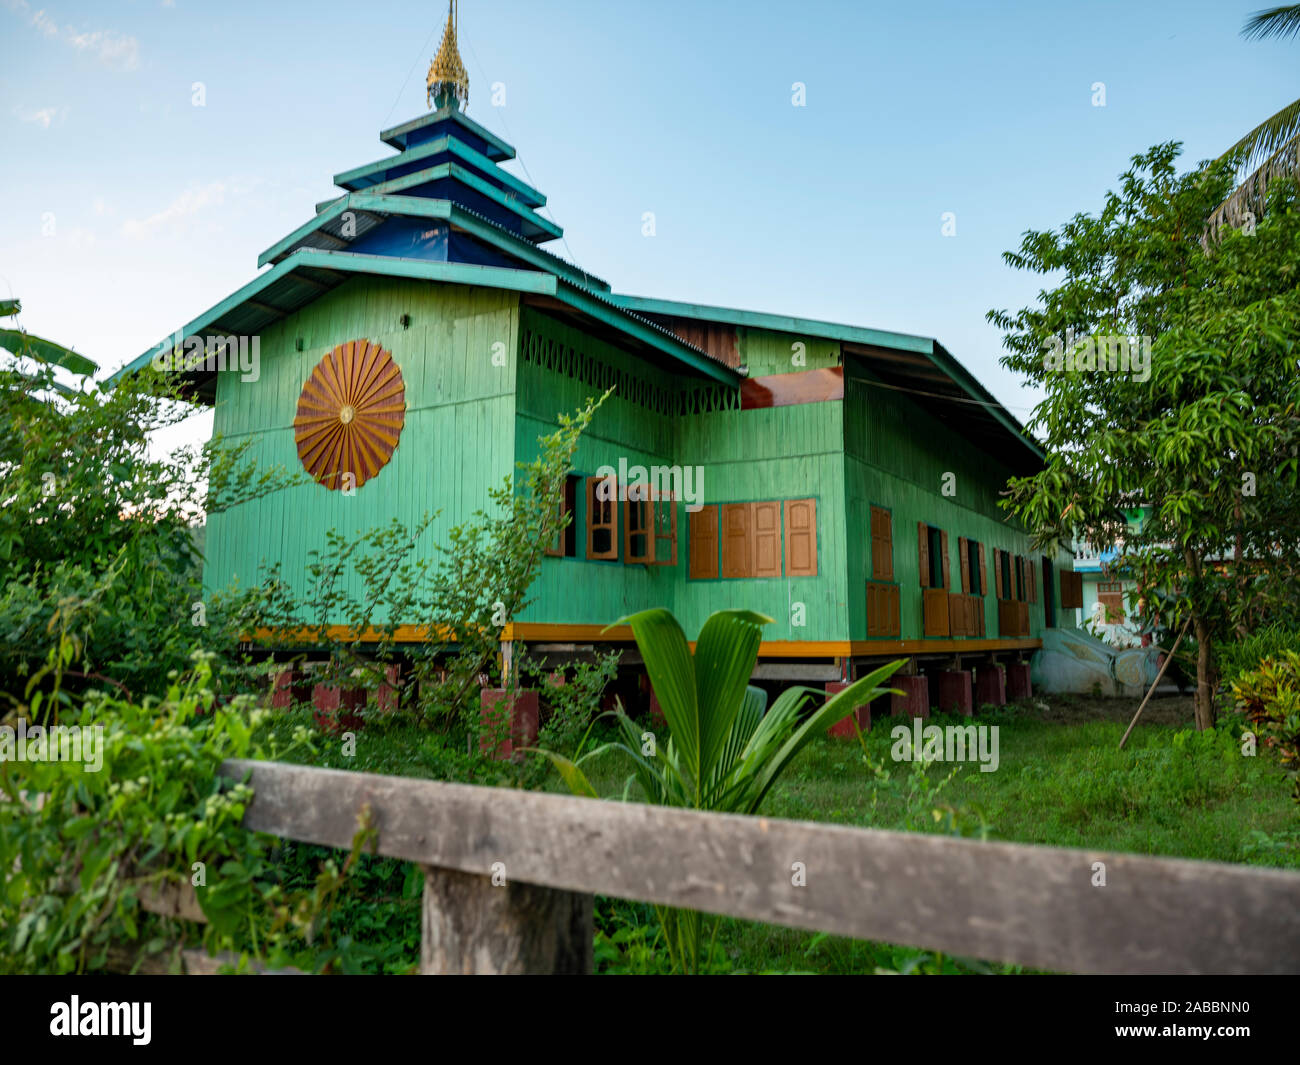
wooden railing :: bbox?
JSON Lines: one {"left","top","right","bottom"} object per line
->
{"left": 218, "top": 759, "right": 1300, "bottom": 974}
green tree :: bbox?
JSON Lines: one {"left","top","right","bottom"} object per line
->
{"left": 989, "top": 143, "right": 1300, "bottom": 730}
{"left": 0, "top": 355, "right": 299, "bottom": 706}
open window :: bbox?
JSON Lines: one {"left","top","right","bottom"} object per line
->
{"left": 653, "top": 492, "right": 677, "bottom": 566}
{"left": 545, "top": 474, "right": 580, "bottom": 558}
{"left": 624, "top": 484, "right": 652, "bottom": 564}
{"left": 585, "top": 474, "right": 618, "bottom": 561}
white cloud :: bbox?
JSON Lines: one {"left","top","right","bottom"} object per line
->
{"left": 121, "top": 181, "right": 229, "bottom": 239}
{"left": 13, "top": 104, "right": 66, "bottom": 128}
{"left": 3, "top": 0, "right": 141, "bottom": 71}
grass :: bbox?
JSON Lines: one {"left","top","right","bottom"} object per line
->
{"left": 256, "top": 693, "right": 1300, "bottom": 973}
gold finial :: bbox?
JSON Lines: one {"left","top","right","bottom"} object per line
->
{"left": 427, "top": 0, "right": 469, "bottom": 111}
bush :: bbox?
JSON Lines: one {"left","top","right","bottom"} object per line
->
{"left": 0, "top": 648, "right": 382, "bottom": 973}
{"left": 1230, "top": 650, "right": 1300, "bottom": 802}
{"left": 1217, "top": 626, "right": 1300, "bottom": 687}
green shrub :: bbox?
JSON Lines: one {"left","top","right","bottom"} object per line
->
{"left": 0, "top": 648, "right": 379, "bottom": 973}
{"left": 1230, "top": 650, "right": 1300, "bottom": 802}
{"left": 1217, "top": 626, "right": 1300, "bottom": 686}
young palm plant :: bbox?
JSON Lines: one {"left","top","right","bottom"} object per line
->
{"left": 537, "top": 606, "right": 905, "bottom": 972}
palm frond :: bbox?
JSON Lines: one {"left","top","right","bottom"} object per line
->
{"left": 1216, "top": 97, "right": 1300, "bottom": 176}
{"left": 1242, "top": 4, "right": 1300, "bottom": 41}
{"left": 1205, "top": 128, "right": 1300, "bottom": 244}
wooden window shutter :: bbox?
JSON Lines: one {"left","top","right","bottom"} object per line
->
{"left": 1098, "top": 582, "right": 1124, "bottom": 621}
{"left": 1029, "top": 563, "right": 1037, "bottom": 604}
{"left": 939, "top": 530, "right": 950, "bottom": 590}
{"left": 959, "top": 537, "right": 970, "bottom": 594}
{"left": 688, "top": 505, "right": 718, "bottom": 579}
{"left": 889, "top": 584, "right": 900, "bottom": 636}
{"left": 586, "top": 475, "right": 618, "bottom": 560}
{"left": 624, "top": 488, "right": 652, "bottom": 564}
{"left": 870, "top": 506, "right": 893, "bottom": 581}
{"left": 653, "top": 492, "right": 677, "bottom": 567}
{"left": 978, "top": 543, "right": 987, "bottom": 598}
{"left": 545, "top": 489, "right": 565, "bottom": 558}
{"left": 752, "top": 501, "right": 782, "bottom": 577}
{"left": 993, "top": 549, "right": 1003, "bottom": 599}
{"left": 917, "top": 522, "right": 930, "bottom": 588}
{"left": 784, "top": 499, "right": 817, "bottom": 576}
{"left": 1060, "top": 570, "right": 1084, "bottom": 609}
{"left": 721, "top": 503, "right": 752, "bottom": 578}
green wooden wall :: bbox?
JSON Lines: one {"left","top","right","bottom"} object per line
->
{"left": 205, "top": 277, "right": 519, "bottom": 617}
{"left": 514, "top": 306, "right": 679, "bottom": 628}
{"left": 842, "top": 364, "right": 1078, "bottom": 641}
{"left": 739, "top": 326, "right": 839, "bottom": 378}
{"left": 202, "top": 279, "right": 1073, "bottom": 648}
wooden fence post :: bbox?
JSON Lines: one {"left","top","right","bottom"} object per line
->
{"left": 419, "top": 866, "right": 593, "bottom": 974}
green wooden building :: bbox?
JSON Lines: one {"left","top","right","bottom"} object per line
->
{"left": 115, "top": 8, "right": 1080, "bottom": 703}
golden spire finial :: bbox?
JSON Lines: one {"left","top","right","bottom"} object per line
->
{"left": 427, "top": 0, "right": 469, "bottom": 111}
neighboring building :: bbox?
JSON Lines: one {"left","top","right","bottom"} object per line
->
{"left": 113, "top": 8, "right": 1083, "bottom": 695}
{"left": 1072, "top": 541, "right": 1143, "bottom": 648}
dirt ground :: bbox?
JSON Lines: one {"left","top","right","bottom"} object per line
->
{"left": 1022, "top": 691, "right": 1199, "bottom": 727}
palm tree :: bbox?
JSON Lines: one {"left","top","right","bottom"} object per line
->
{"left": 537, "top": 606, "right": 905, "bottom": 971}
{"left": 1206, "top": 6, "right": 1300, "bottom": 238}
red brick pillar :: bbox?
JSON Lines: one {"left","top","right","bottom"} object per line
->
{"left": 937, "top": 670, "right": 973, "bottom": 716}
{"left": 648, "top": 688, "right": 667, "bottom": 728}
{"left": 976, "top": 663, "right": 1006, "bottom": 707}
{"left": 313, "top": 681, "right": 366, "bottom": 734}
{"left": 377, "top": 663, "right": 401, "bottom": 713}
{"left": 890, "top": 674, "right": 929, "bottom": 720}
{"left": 1007, "top": 661, "right": 1032, "bottom": 701}
{"left": 826, "top": 680, "right": 873, "bottom": 737}
{"left": 479, "top": 689, "right": 540, "bottom": 761}
{"left": 271, "top": 668, "right": 294, "bottom": 709}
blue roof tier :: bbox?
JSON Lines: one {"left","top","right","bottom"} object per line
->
{"left": 379, "top": 105, "right": 514, "bottom": 160}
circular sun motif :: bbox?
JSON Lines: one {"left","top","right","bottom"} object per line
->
{"left": 293, "top": 339, "right": 406, "bottom": 491}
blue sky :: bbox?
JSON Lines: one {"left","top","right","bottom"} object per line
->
{"left": 2, "top": 0, "right": 1296, "bottom": 433}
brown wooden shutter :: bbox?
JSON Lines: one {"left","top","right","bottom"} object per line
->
{"left": 978, "top": 543, "right": 987, "bottom": 598}
{"left": 1060, "top": 570, "right": 1084, "bottom": 609}
{"left": 624, "top": 491, "right": 652, "bottom": 564}
{"left": 870, "top": 506, "right": 893, "bottom": 581}
{"left": 940, "top": 530, "right": 950, "bottom": 590}
{"left": 752, "top": 501, "right": 782, "bottom": 577}
{"left": 545, "top": 488, "right": 565, "bottom": 557}
{"left": 653, "top": 492, "right": 678, "bottom": 567}
{"left": 959, "top": 537, "right": 970, "bottom": 594}
{"left": 688, "top": 505, "right": 718, "bottom": 579}
{"left": 917, "top": 522, "right": 930, "bottom": 588}
{"left": 586, "top": 475, "right": 618, "bottom": 560}
{"left": 889, "top": 584, "right": 900, "bottom": 636}
{"left": 994, "top": 548, "right": 1003, "bottom": 599}
{"left": 784, "top": 499, "right": 817, "bottom": 576}
{"left": 1029, "top": 563, "right": 1036, "bottom": 604}
{"left": 721, "top": 503, "right": 752, "bottom": 578}
{"left": 1098, "top": 582, "right": 1124, "bottom": 621}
